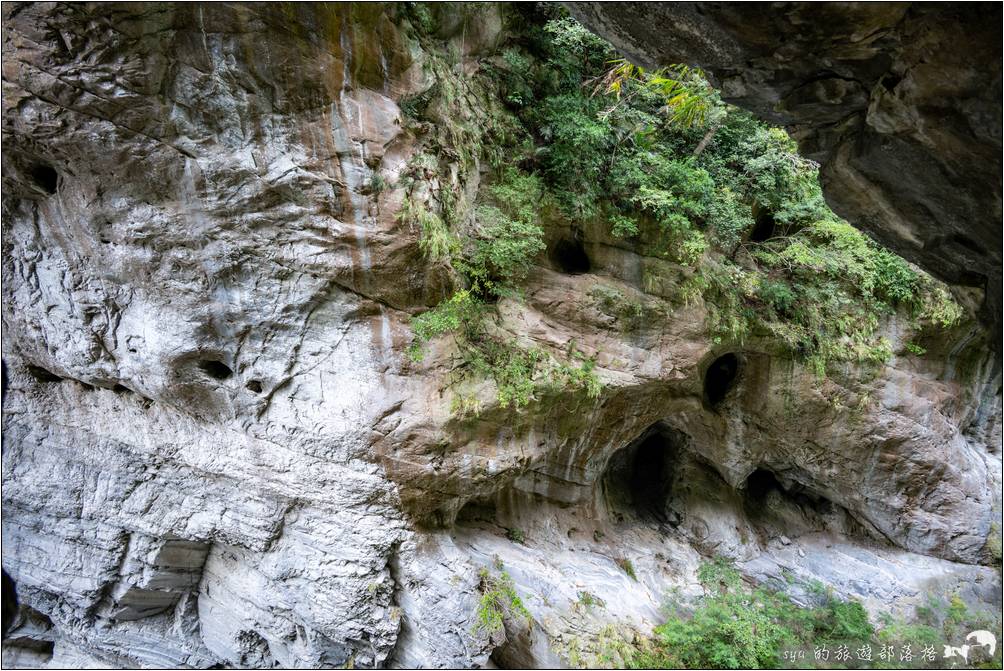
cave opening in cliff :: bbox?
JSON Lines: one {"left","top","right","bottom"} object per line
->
{"left": 744, "top": 467, "right": 782, "bottom": 502}
{"left": 549, "top": 236, "right": 591, "bottom": 274}
{"left": 704, "top": 353, "right": 739, "bottom": 409}
{"left": 603, "top": 423, "right": 686, "bottom": 522}
{"left": 198, "top": 360, "right": 233, "bottom": 380}
{"left": 749, "top": 210, "right": 776, "bottom": 243}
{"left": 741, "top": 466, "right": 842, "bottom": 527}
{"left": 28, "top": 164, "right": 58, "bottom": 194}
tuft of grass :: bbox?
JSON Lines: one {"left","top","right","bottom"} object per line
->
{"left": 577, "top": 591, "right": 605, "bottom": 609}
{"left": 615, "top": 557, "right": 637, "bottom": 581}
{"left": 506, "top": 527, "right": 525, "bottom": 544}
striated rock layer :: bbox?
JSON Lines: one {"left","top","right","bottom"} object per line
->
{"left": 568, "top": 2, "right": 1003, "bottom": 337}
{"left": 1, "top": 3, "right": 1001, "bottom": 668}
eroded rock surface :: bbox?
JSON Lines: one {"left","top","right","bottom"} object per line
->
{"left": 568, "top": 2, "right": 1003, "bottom": 335}
{"left": 2, "top": 3, "right": 1001, "bottom": 668}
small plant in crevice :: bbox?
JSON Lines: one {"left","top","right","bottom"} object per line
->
{"left": 505, "top": 526, "right": 525, "bottom": 544}
{"left": 590, "top": 285, "right": 655, "bottom": 332}
{"left": 986, "top": 521, "right": 1003, "bottom": 566}
{"left": 449, "top": 392, "right": 482, "bottom": 419}
{"left": 397, "top": 194, "right": 459, "bottom": 265}
{"left": 615, "top": 557, "right": 637, "bottom": 581}
{"left": 577, "top": 590, "right": 605, "bottom": 609}
{"left": 365, "top": 173, "right": 388, "bottom": 195}
{"left": 474, "top": 566, "right": 531, "bottom": 638}
{"left": 560, "top": 624, "right": 641, "bottom": 670}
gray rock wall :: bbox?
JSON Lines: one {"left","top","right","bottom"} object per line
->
{"left": 2, "top": 3, "right": 1000, "bottom": 668}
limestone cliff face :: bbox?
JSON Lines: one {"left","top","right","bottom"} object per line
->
{"left": 1, "top": 3, "right": 1001, "bottom": 669}
{"left": 568, "top": 2, "right": 1003, "bottom": 336}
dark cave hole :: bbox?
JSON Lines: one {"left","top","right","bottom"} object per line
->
{"left": 26, "top": 365, "right": 62, "bottom": 383}
{"left": 744, "top": 467, "right": 782, "bottom": 502}
{"left": 603, "top": 424, "right": 683, "bottom": 523}
{"left": 742, "top": 466, "right": 837, "bottom": 523}
{"left": 629, "top": 432, "right": 673, "bottom": 518}
{"left": 198, "top": 360, "right": 233, "bottom": 380}
{"left": 949, "top": 233, "right": 982, "bottom": 254}
{"left": 2, "top": 569, "right": 18, "bottom": 637}
{"left": 112, "top": 384, "right": 131, "bottom": 394}
{"left": 245, "top": 379, "right": 263, "bottom": 394}
{"left": 98, "top": 222, "right": 114, "bottom": 244}
{"left": 2, "top": 360, "right": 8, "bottom": 400}
{"left": 749, "top": 210, "right": 776, "bottom": 243}
{"left": 704, "top": 353, "right": 739, "bottom": 408}
{"left": 880, "top": 73, "right": 903, "bottom": 91}
{"left": 29, "top": 164, "right": 59, "bottom": 195}
{"left": 550, "top": 236, "right": 591, "bottom": 274}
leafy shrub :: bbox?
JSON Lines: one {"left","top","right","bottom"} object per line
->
{"left": 463, "top": 337, "right": 543, "bottom": 409}
{"left": 464, "top": 170, "right": 546, "bottom": 295}
{"left": 407, "top": 167, "right": 600, "bottom": 410}
{"left": 612, "top": 559, "right": 1002, "bottom": 670}
{"left": 408, "top": 290, "right": 481, "bottom": 362}
{"left": 534, "top": 94, "right": 613, "bottom": 218}
{"left": 475, "top": 567, "right": 531, "bottom": 637}
{"left": 629, "top": 559, "right": 874, "bottom": 669}
{"left": 707, "top": 186, "right": 755, "bottom": 250}
{"left": 398, "top": 195, "right": 459, "bottom": 264}
{"left": 506, "top": 527, "right": 526, "bottom": 544}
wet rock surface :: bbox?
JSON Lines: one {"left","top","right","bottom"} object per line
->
{"left": 1, "top": 3, "right": 1001, "bottom": 668}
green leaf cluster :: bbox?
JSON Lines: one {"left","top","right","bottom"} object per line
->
{"left": 630, "top": 559, "right": 874, "bottom": 669}
{"left": 475, "top": 566, "right": 531, "bottom": 636}
{"left": 459, "top": 168, "right": 547, "bottom": 298}
{"left": 486, "top": 10, "right": 964, "bottom": 374}
{"left": 406, "top": 166, "right": 599, "bottom": 410}
{"left": 405, "top": 5, "right": 963, "bottom": 413}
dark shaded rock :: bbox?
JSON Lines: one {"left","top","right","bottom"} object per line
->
{"left": 568, "top": 2, "right": 1002, "bottom": 336}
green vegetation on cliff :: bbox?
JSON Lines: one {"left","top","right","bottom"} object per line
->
{"left": 400, "top": 4, "right": 962, "bottom": 408}
{"left": 475, "top": 565, "right": 531, "bottom": 637}
{"left": 629, "top": 559, "right": 874, "bottom": 669}
{"left": 564, "top": 558, "right": 1000, "bottom": 670}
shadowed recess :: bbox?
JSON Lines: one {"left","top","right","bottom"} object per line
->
{"left": 549, "top": 236, "right": 591, "bottom": 274}
{"left": 29, "top": 164, "right": 58, "bottom": 194}
{"left": 704, "top": 353, "right": 739, "bottom": 408}
{"left": 198, "top": 360, "right": 233, "bottom": 380}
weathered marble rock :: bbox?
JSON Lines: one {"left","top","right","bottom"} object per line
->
{"left": 1, "top": 3, "right": 1000, "bottom": 669}
{"left": 568, "top": 2, "right": 1003, "bottom": 336}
